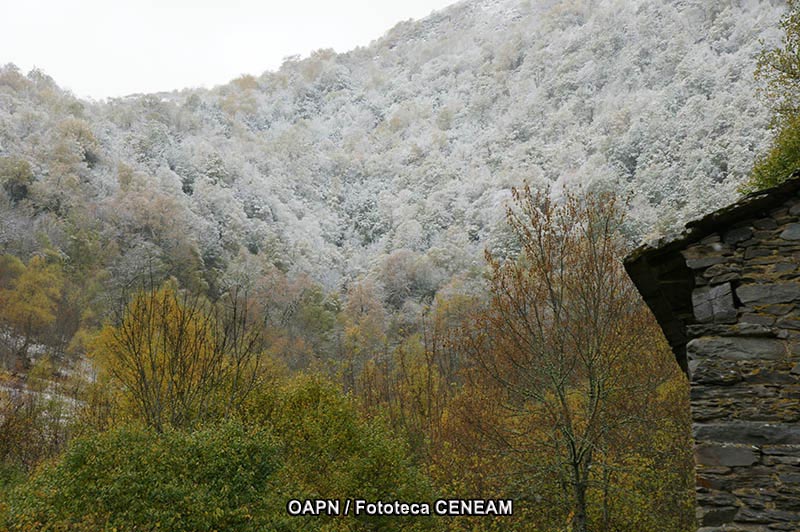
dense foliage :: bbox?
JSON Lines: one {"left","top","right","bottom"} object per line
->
{"left": 1, "top": 0, "right": 787, "bottom": 530}
{"left": 4, "top": 422, "right": 282, "bottom": 531}
{"left": 746, "top": 0, "right": 800, "bottom": 191}
{"left": 2, "top": 376, "right": 435, "bottom": 531}
{"left": 0, "top": 0, "right": 783, "bottom": 301}
{"left": 247, "top": 375, "right": 435, "bottom": 531}
{"left": 91, "top": 280, "right": 265, "bottom": 431}
{"left": 449, "top": 187, "right": 694, "bottom": 531}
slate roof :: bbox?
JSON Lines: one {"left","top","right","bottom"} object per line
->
{"left": 623, "top": 173, "right": 800, "bottom": 373}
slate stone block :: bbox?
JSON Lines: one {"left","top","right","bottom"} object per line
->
{"left": 697, "top": 505, "right": 739, "bottom": 526}
{"left": 736, "top": 507, "right": 799, "bottom": 523}
{"left": 687, "top": 337, "right": 788, "bottom": 360}
{"left": 725, "top": 227, "right": 754, "bottom": 245}
{"left": 711, "top": 272, "right": 742, "bottom": 284}
{"left": 763, "top": 304, "right": 795, "bottom": 316}
{"left": 740, "top": 314, "right": 776, "bottom": 326}
{"left": 776, "top": 317, "right": 800, "bottom": 330}
{"left": 694, "top": 422, "right": 800, "bottom": 445}
{"left": 736, "top": 283, "right": 800, "bottom": 305}
{"left": 745, "top": 248, "right": 774, "bottom": 259}
{"left": 754, "top": 218, "right": 778, "bottom": 230}
{"left": 696, "top": 444, "right": 760, "bottom": 467}
{"left": 688, "top": 255, "right": 731, "bottom": 269}
{"left": 694, "top": 283, "right": 738, "bottom": 323}
{"left": 780, "top": 223, "right": 800, "bottom": 240}
{"left": 691, "top": 364, "right": 743, "bottom": 385}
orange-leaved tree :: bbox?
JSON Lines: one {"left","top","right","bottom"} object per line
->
{"left": 460, "top": 185, "right": 686, "bottom": 532}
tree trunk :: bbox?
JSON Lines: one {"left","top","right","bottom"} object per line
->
{"left": 573, "top": 477, "right": 589, "bottom": 532}
{"left": 572, "top": 451, "right": 592, "bottom": 532}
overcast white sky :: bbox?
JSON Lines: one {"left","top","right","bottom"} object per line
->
{"left": 1, "top": 0, "right": 457, "bottom": 100}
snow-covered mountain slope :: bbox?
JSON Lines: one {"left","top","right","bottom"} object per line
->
{"left": 0, "top": 0, "right": 786, "bottom": 292}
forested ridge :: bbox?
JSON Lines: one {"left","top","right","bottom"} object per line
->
{"left": 0, "top": 0, "right": 790, "bottom": 530}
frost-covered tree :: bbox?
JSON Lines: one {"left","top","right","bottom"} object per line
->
{"left": 0, "top": 0, "right": 786, "bottom": 311}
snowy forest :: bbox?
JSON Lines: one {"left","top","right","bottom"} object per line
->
{"left": 0, "top": 0, "right": 792, "bottom": 530}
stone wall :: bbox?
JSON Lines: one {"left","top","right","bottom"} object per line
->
{"left": 682, "top": 197, "right": 800, "bottom": 531}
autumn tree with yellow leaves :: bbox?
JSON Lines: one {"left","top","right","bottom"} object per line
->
{"left": 0, "top": 254, "right": 64, "bottom": 369}
{"left": 92, "top": 280, "right": 265, "bottom": 431}
{"left": 458, "top": 186, "right": 692, "bottom": 532}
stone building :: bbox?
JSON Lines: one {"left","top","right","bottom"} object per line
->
{"left": 625, "top": 176, "right": 800, "bottom": 531}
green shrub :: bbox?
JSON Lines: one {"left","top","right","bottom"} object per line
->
{"left": 248, "top": 374, "right": 435, "bottom": 531}
{"left": 4, "top": 421, "right": 282, "bottom": 531}
{"left": 3, "top": 377, "right": 435, "bottom": 531}
{"left": 742, "top": 113, "right": 800, "bottom": 192}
